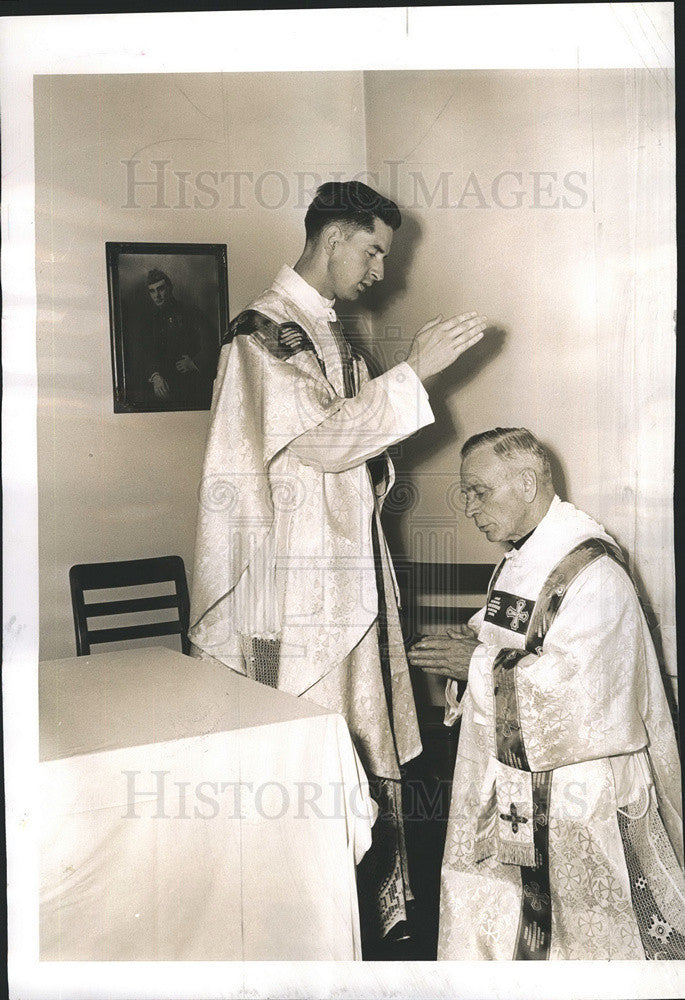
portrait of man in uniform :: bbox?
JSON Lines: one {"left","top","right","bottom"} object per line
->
{"left": 106, "top": 243, "right": 227, "bottom": 412}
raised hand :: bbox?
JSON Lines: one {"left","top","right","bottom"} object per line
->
{"left": 406, "top": 312, "right": 487, "bottom": 382}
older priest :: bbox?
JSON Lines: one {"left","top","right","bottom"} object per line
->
{"left": 410, "top": 427, "right": 684, "bottom": 960}
{"left": 189, "top": 181, "right": 486, "bottom": 939}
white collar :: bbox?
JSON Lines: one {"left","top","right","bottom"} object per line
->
{"left": 502, "top": 496, "right": 559, "bottom": 561}
{"left": 272, "top": 265, "right": 337, "bottom": 319}
{"left": 502, "top": 494, "right": 611, "bottom": 573}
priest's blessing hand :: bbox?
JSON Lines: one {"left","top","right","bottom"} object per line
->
{"left": 406, "top": 312, "right": 487, "bottom": 382}
{"left": 407, "top": 624, "right": 479, "bottom": 680}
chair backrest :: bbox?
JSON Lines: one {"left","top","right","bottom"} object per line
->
{"left": 395, "top": 560, "right": 495, "bottom": 639}
{"left": 69, "top": 556, "right": 191, "bottom": 656}
{"left": 396, "top": 559, "right": 496, "bottom": 731}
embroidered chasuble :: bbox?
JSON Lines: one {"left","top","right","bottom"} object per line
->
{"left": 189, "top": 265, "right": 431, "bottom": 938}
{"left": 439, "top": 496, "right": 685, "bottom": 960}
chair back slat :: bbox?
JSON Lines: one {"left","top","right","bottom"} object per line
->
{"left": 399, "top": 560, "right": 494, "bottom": 596}
{"left": 83, "top": 595, "right": 181, "bottom": 617}
{"left": 73, "top": 557, "right": 187, "bottom": 589}
{"left": 69, "top": 556, "right": 190, "bottom": 656}
{"left": 87, "top": 621, "right": 184, "bottom": 645}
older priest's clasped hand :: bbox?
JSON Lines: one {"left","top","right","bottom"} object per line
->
{"left": 407, "top": 624, "right": 479, "bottom": 681}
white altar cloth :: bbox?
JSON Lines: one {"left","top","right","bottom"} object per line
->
{"left": 39, "top": 646, "right": 374, "bottom": 961}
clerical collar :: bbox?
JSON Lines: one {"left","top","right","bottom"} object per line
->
{"left": 510, "top": 525, "right": 537, "bottom": 550}
{"left": 272, "top": 265, "right": 336, "bottom": 318}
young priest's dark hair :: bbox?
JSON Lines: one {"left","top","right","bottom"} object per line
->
{"left": 304, "top": 180, "right": 401, "bottom": 242}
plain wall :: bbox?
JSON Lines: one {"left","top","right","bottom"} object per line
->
{"left": 362, "top": 69, "right": 676, "bottom": 690}
{"left": 35, "top": 72, "right": 368, "bottom": 660}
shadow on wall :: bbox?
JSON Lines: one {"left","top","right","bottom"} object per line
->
{"left": 378, "top": 326, "right": 506, "bottom": 563}
{"left": 340, "top": 210, "right": 424, "bottom": 363}
{"left": 363, "top": 210, "right": 424, "bottom": 315}
{"left": 392, "top": 324, "right": 507, "bottom": 473}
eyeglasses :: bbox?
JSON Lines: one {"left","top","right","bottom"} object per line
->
{"left": 458, "top": 485, "right": 495, "bottom": 509}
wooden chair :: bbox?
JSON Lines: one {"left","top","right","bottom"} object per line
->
{"left": 395, "top": 560, "right": 495, "bottom": 639}
{"left": 394, "top": 558, "right": 494, "bottom": 736}
{"left": 69, "top": 556, "right": 191, "bottom": 656}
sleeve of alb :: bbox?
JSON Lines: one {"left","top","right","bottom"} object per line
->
{"left": 288, "top": 362, "right": 434, "bottom": 473}
{"left": 513, "top": 557, "right": 650, "bottom": 771}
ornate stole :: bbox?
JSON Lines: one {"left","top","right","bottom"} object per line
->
{"left": 226, "top": 307, "right": 358, "bottom": 396}
{"left": 327, "top": 319, "right": 356, "bottom": 398}
{"left": 224, "top": 308, "right": 317, "bottom": 361}
{"left": 489, "top": 537, "right": 627, "bottom": 960}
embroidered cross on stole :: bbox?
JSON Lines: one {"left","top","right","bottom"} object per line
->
{"left": 489, "top": 536, "right": 628, "bottom": 961}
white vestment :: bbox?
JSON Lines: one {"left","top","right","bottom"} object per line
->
{"left": 189, "top": 266, "right": 432, "bottom": 936}
{"left": 440, "top": 496, "right": 684, "bottom": 960}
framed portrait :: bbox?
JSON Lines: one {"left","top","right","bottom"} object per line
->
{"left": 106, "top": 242, "right": 228, "bottom": 412}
